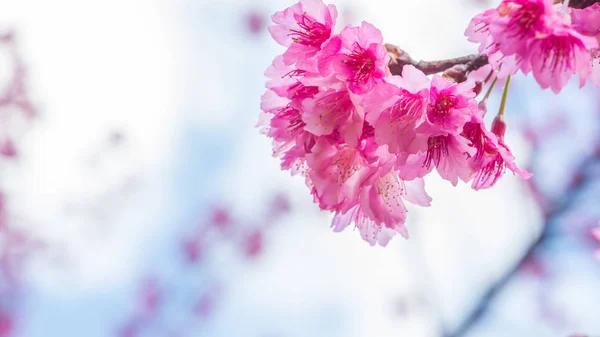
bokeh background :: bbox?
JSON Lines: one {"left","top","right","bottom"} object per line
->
{"left": 0, "top": 1, "right": 599, "bottom": 336}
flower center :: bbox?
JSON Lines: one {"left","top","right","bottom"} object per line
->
{"left": 385, "top": 91, "right": 423, "bottom": 134}
{"left": 316, "top": 91, "right": 353, "bottom": 127}
{"left": 342, "top": 43, "right": 375, "bottom": 83}
{"left": 473, "top": 153, "right": 506, "bottom": 188}
{"left": 428, "top": 92, "right": 457, "bottom": 125}
{"left": 462, "top": 122, "right": 485, "bottom": 161}
{"left": 423, "top": 136, "right": 449, "bottom": 169}
{"left": 289, "top": 14, "right": 330, "bottom": 47}
{"left": 508, "top": 2, "right": 545, "bottom": 37}
{"left": 276, "top": 105, "right": 305, "bottom": 136}
{"left": 331, "top": 148, "right": 361, "bottom": 185}
{"left": 375, "top": 173, "right": 406, "bottom": 213}
{"left": 287, "top": 82, "right": 319, "bottom": 101}
{"left": 540, "top": 35, "right": 575, "bottom": 73}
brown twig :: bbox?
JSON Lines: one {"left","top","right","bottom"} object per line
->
{"left": 386, "top": 44, "right": 488, "bottom": 81}
{"left": 567, "top": 0, "right": 600, "bottom": 9}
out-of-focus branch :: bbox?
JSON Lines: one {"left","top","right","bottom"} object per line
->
{"left": 385, "top": 44, "right": 488, "bottom": 80}
{"left": 446, "top": 144, "right": 600, "bottom": 337}
{"left": 567, "top": 0, "right": 600, "bottom": 9}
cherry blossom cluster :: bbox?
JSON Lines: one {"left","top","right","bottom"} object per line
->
{"left": 259, "top": 0, "right": 532, "bottom": 246}
{"left": 467, "top": 0, "right": 600, "bottom": 93}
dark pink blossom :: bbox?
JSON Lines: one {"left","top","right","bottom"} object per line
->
{"left": 331, "top": 173, "right": 431, "bottom": 246}
{"left": 490, "top": 0, "right": 554, "bottom": 56}
{"left": 260, "top": 1, "right": 530, "bottom": 246}
{"left": 330, "top": 22, "right": 390, "bottom": 94}
{"left": 467, "top": 0, "right": 599, "bottom": 92}
{"left": 301, "top": 87, "right": 364, "bottom": 146}
{"left": 463, "top": 116, "right": 531, "bottom": 190}
{"left": 425, "top": 75, "right": 477, "bottom": 134}
{"left": 269, "top": 0, "right": 337, "bottom": 70}
{"left": 465, "top": 9, "right": 522, "bottom": 79}
{"left": 527, "top": 25, "right": 598, "bottom": 93}
{"left": 423, "top": 134, "right": 476, "bottom": 186}
{"left": 362, "top": 66, "right": 430, "bottom": 154}
{"left": 306, "top": 137, "right": 371, "bottom": 212}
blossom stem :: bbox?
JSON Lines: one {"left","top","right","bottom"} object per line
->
{"left": 482, "top": 77, "right": 498, "bottom": 102}
{"left": 497, "top": 76, "right": 511, "bottom": 116}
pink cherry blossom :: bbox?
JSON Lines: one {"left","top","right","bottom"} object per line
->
{"left": 396, "top": 133, "right": 476, "bottom": 186}
{"left": 425, "top": 75, "right": 478, "bottom": 134}
{"left": 269, "top": 0, "right": 338, "bottom": 70}
{"left": 330, "top": 21, "right": 390, "bottom": 94}
{"left": 467, "top": 0, "right": 599, "bottom": 92}
{"left": 265, "top": 55, "right": 321, "bottom": 101}
{"left": 331, "top": 174, "right": 431, "bottom": 246}
{"left": 463, "top": 115, "right": 532, "bottom": 190}
{"left": 260, "top": 1, "right": 533, "bottom": 246}
{"left": 465, "top": 9, "right": 522, "bottom": 79}
{"left": 306, "top": 137, "right": 372, "bottom": 212}
{"left": 489, "top": 0, "right": 554, "bottom": 55}
{"left": 259, "top": 86, "right": 319, "bottom": 159}
{"left": 424, "top": 134, "right": 476, "bottom": 186}
{"left": 527, "top": 25, "right": 598, "bottom": 93}
{"left": 301, "top": 87, "right": 364, "bottom": 146}
{"left": 570, "top": 3, "right": 600, "bottom": 87}
{"left": 362, "top": 65, "right": 430, "bottom": 154}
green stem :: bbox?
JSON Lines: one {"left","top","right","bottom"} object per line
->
{"left": 498, "top": 76, "right": 511, "bottom": 116}
{"left": 482, "top": 77, "right": 498, "bottom": 102}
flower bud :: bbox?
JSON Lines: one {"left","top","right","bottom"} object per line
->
{"left": 491, "top": 115, "right": 506, "bottom": 141}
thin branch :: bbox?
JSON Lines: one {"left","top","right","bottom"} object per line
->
{"left": 385, "top": 44, "right": 488, "bottom": 80}
{"left": 567, "top": 0, "right": 600, "bottom": 9}
{"left": 446, "top": 147, "right": 600, "bottom": 337}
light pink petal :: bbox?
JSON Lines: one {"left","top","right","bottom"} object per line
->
{"left": 315, "top": 36, "right": 342, "bottom": 76}
{"left": 260, "top": 90, "right": 289, "bottom": 112}
{"left": 591, "top": 54, "right": 600, "bottom": 87}
{"left": 331, "top": 206, "right": 359, "bottom": 232}
{"left": 396, "top": 65, "right": 431, "bottom": 94}
{"left": 403, "top": 178, "right": 432, "bottom": 207}
{"left": 357, "top": 21, "right": 383, "bottom": 46}
{"left": 397, "top": 152, "right": 432, "bottom": 180}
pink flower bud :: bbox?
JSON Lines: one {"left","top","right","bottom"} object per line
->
{"left": 491, "top": 115, "right": 506, "bottom": 141}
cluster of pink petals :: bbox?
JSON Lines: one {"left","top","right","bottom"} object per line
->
{"left": 260, "top": 0, "right": 531, "bottom": 246}
{"left": 466, "top": 0, "right": 600, "bottom": 93}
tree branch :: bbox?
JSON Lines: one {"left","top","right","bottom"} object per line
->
{"left": 567, "top": 0, "right": 600, "bottom": 9}
{"left": 445, "top": 146, "right": 600, "bottom": 337}
{"left": 385, "top": 44, "right": 488, "bottom": 81}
